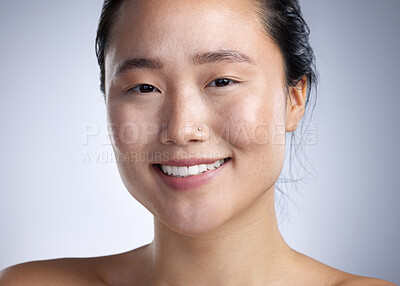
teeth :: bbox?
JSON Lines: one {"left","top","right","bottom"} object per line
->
{"left": 207, "top": 164, "right": 215, "bottom": 170}
{"left": 172, "top": 166, "right": 179, "bottom": 176}
{"left": 188, "top": 165, "right": 199, "bottom": 175}
{"left": 198, "top": 164, "right": 207, "bottom": 172}
{"left": 159, "top": 158, "right": 228, "bottom": 177}
{"left": 178, "top": 166, "right": 188, "bottom": 176}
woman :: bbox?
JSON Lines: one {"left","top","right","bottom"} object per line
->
{"left": 0, "top": 0, "right": 396, "bottom": 285}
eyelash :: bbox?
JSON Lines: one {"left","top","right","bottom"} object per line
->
{"left": 207, "top": 78, "right": 238, "bottom": 88}
{"left": 126, "top": 78, "right": 238, "bottom": 94}
{"left": 126, "top": 84, "right": 160, "bottom": 94}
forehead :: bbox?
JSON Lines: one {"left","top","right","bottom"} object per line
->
{"left": 107, "top": 0, "right": 269, "bottom": 56}
{"left": 114, "top": 0, "right": 260, "bottom": 30}
{"left": 103, "top": 0, "right": 286, "bottom": 87}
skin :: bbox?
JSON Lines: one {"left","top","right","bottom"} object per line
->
{"left": 0, "top": 0, "right": 396, "bottom": 285}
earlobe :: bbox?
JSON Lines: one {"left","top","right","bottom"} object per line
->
{"left": 285, "top": 75, "right": 308, "bottom": 132}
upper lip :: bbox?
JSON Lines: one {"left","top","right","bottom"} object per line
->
{"left": 155, "top": 157, "right": 230, "bottom": 166}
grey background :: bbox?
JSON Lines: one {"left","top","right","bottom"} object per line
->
{"left": 0, "top": 0, "right": 399, "bottom": 284}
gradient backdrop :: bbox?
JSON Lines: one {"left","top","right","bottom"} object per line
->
{"left": 0, "top": 0, "right": 399, "bottom": 284}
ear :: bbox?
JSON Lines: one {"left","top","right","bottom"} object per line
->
{"left": 285, "top": 75, "right": 308, "bottom": 132}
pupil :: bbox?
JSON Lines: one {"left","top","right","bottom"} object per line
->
{"left": 140, "top": 84, "right": 153, "bottom": 93}
{"left": 216, "top": 78, "right": 229, "bottom": 87}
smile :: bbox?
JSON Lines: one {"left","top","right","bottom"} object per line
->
{"left": 157, "top": 158, "right": 230, "bottom": 178}
{"left": 153, "top": 157, "right": 231, "bottom": 191}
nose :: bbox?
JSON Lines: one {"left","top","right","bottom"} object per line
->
{"left": 160, "top": 89, "right": 208, "bottom": 146}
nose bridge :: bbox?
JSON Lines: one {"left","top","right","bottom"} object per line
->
{"left": 161, "top": 86, "right": 205, "bottom": 145}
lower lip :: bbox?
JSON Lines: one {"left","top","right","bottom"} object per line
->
{"left": 153, "top": 160, "right": 229, "bottom": 191}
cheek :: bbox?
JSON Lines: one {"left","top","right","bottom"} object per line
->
{"left": 106, "top": 103, "right": 160, "bottom": 213}
{"left": 214, "top": 87, "right": 287, "bottom": 191}
{"left": 107, "top": 102, "right": 159, "bottom": 154}
{"left": 216, "top": 88, "right": 287, "bottom": 149}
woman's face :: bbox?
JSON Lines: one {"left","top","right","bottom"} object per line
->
{"left": 105, "top": 0, "right": 290, "bottom": 236}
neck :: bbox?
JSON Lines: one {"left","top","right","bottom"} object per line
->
{"left": 146, "top": 186, "right": 295, "bottom": 286}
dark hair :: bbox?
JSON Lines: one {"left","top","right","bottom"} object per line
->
{"left": 95, "top": 0, "right": 125, "bottom": 96}
{"left": 255, "top": 0, "right": 316, "bottom": 97}
{"left": 95, "top": 0, "right": 318, "bottom": 212}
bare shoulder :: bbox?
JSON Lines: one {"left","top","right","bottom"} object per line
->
{"left": 333, "top": 274, "right": 397, "bottom": 286}
{"left": 0, "top": 257, "right": 107, "bottom": 286}
{"left": 0, "top": 244, "right": 152, "bottom": 286}
{"left": 291, "top": 251, "right": 397, "bottom": 286}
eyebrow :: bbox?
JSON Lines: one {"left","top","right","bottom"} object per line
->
{"left": 113, "top": 49, "right": 255, "bottom": 77}
{"left": 192, "top": 49, "right": 255, "bottom": 65}
{"left": 114, "top": 58, "right": 164, "bottom": 77}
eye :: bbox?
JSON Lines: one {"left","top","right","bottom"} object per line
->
{"left": 207, "top": 78, "right": 238, "bottom": 88}
{"left": 127, "top": 84, "right": 160, "bottom": 94}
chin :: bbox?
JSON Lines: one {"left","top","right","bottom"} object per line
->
{"left": 155, "top": 201, "right": 235, "bottom": 238}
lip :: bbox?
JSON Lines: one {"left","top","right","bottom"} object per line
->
{"left": 156, "top": 157, "right": 228, "bottom": 166}
{"left": 153, "top": 158, "right": 231, "bottom": 191}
